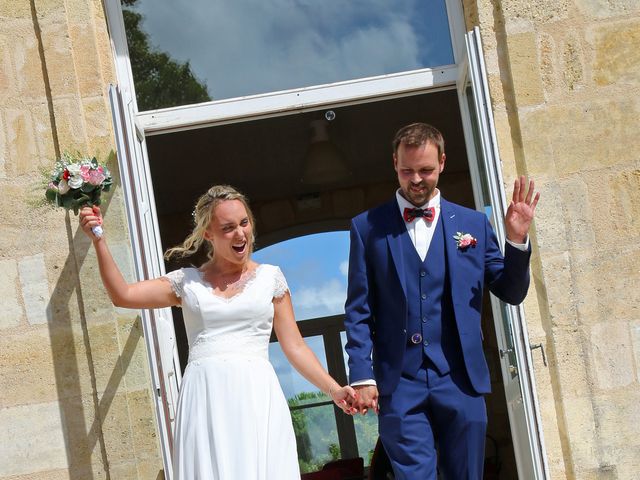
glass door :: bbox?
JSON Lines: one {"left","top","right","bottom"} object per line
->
{"left": 457, "top": 27, "right": 549, "bottom": 480}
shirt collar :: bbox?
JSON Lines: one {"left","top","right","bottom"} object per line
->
{"left": 396, "top": 189, "right": 441, "bottom": 218}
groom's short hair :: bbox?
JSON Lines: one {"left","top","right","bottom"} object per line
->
{"left": 392, "top": 123, "right": 445, "bottom": 158}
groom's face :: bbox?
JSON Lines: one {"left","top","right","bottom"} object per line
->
{"left": 394, "top": 141, "right": 445, "bottom": 206}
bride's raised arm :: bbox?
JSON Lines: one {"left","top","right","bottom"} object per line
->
{"left": 79, "top": 206, "right": 179, "bottom": 309}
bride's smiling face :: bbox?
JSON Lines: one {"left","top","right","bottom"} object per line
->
{"left": 205, "top": 199, "right": 253, "bottom": 266}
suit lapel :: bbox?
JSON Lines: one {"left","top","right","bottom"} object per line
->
{"left": 384, "top": 200, "right": 408, "bottom": 300}
{"left": 440, "top": 198, "right": 460, "bottom": 294}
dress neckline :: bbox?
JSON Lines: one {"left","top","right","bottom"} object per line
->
{"left": 197, "top": 263, "right": 265, "bottom": 302}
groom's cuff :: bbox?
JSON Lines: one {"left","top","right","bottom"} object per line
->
{"left": 350, "top": 379, "right": 377, "bottom": 387}
{"left": 506, "top": 236, "right": 529, "bottom": 251}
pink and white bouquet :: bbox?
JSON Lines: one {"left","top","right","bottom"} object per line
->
{"left": 45, "top": 152, "right": 112, "bottom": 237}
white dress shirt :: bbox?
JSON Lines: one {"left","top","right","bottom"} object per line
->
{"left": 396, "top": 189, "right": 441, "bottom": 261}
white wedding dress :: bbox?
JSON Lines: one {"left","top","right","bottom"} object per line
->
{"left": 164, "top": 264, "right": 300, "bottom": 480}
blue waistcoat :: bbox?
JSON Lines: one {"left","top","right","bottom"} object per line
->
{"left": 401, "top": 216, "right": 463, "bottom": 377}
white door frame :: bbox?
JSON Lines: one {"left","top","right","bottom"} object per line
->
{"left": 103, "top": 1, "right": 547, "bottom": 478}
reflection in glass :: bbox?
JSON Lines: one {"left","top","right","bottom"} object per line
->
{"left": 270, "top": 335, "right": 328, "bottom": 401}
{"left": 253, "top": 232, "right": 350, "bottom": 321}
{"left": 125, "top": 0, "right": 454, "bottom": 108}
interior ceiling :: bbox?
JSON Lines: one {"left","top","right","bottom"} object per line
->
{"left": 145, "top": 88, "right": 470, "bottom": 219}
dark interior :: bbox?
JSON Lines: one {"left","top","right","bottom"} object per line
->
{"left": 144, "top": 87, "right": 518, "bottom": 479}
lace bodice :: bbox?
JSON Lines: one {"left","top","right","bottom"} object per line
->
{"left": 164, "top": 264, "right": 289, "bottom": 362}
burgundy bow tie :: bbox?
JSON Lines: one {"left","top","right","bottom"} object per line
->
{"left": 403, "top": 206, "right": 435, "bottom": 223}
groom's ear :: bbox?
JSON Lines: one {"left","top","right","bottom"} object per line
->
{"left": 439, "top": 153, "right": 446, "bottom": 172}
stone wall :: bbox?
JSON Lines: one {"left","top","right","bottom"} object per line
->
{"left": 0, "top": 1, "right": 163, "bottom": 478}
{"left": 466, "top": 0, "right": 640, "bottom": 478}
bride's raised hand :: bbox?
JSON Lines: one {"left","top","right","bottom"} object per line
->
{"left": 79, "top": 205, "right": 103, "bottom": 240}
{"left": 330, "top": 385, "right": 358, "bottom": 415}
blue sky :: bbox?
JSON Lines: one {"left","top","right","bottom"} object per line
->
{"left": 253, "top": 231, "right": 350, "bottom": 398}
{"left": 131, "top": 0, "right": 454, "bottom": 102}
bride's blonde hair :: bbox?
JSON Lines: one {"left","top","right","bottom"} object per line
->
{"left": 164, "top": 185, "right": 256, "bottom": 261}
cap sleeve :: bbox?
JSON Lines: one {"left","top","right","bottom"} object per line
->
{"left": 163, "top": 269, "right": 185, "bottom": 299}
{"left": 273, "top": 266, "right": 290, "bottom": 299}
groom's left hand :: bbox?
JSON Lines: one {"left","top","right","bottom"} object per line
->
{"left": 505, "top": 176, "right": 540, "bottom": 243}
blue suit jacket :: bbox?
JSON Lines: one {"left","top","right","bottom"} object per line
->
{"left": 344, "top": 197, "right": 531, "bottom": 396}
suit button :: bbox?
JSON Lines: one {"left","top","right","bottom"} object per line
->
{"left": 423, "top": 340, "right": 429, "bottom": 346}
{"left": 421, "top": 293, "right": 426, "bottom": 300}
{"left": 422, "top": 316, "right": 427, "bottom": 323}
{"left": 420, "top": 271, "right": 426, "bottom": 277}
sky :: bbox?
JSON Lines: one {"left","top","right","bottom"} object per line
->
{"left": 253, "top": 231, "right": 350, "bottom": 399}
{"left": 130, "top": 0, "right": 454, "bottom": 103}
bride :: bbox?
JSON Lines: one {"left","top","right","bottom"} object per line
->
{"left": 79, "top": 184, "right": 357, "bottom": 479}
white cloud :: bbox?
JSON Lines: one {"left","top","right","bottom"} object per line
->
{"left": 132, "top": 0, "right": 436, "bottom": 100}
{"left": 339, "top": 260, "right": 349, "bottom": 277}
{"left": 292, "top": 277, "right": 346, "bottom": 319}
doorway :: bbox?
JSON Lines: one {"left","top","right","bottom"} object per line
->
{"left": 145, "top": 89, "right": 518, "bottom": 478}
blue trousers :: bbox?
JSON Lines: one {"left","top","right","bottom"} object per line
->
{"left": 378, "top": 364, "right": 487, "bottom": 479}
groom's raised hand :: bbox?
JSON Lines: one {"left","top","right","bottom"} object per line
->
{"left": 505, "top": 176, "right": 540, "bottom": 243}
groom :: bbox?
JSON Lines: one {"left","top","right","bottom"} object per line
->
{"left": 344, "top": 123, "right": 539, "bottom": 479}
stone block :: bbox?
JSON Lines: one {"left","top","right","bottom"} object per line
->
{"left": 598, "top": 169, "right": 640, "bottom": 246}
{"left": 13, "top": 33, "right": 47, "bottom": 99}
{"left": 38, "top": 20, "right": 79, "bottom": 97}
{"left": 558, "top": 176, "right": 596, "bottom": 249}
{"left": 538, "top": 33, "right": 556, "bottom": 96}
{"left": 562, "top": 33, "right": 585, "bottom": 91}
{"left": 520, "top": 99, "right": 640, "bottom": 176}
{"left": 551, "top": 325, "right": 591, "bottom": 397}
{"left": 0, "top": 327, "right": 90, "bottom": 406}
{"left": 0, "top": 113, "right": 6, "bottom": 179}
{"left": 576, "top": 0, "right": 640, "bottom": 19}
{"left": 0, "top": 258, "right": 24, "bottom": 328}
{"left": 501, "top": 0, "right": 571, "bottom": 23}
{"left": 98, "top": 391, "right": 136, "bottom": 464}
{"left": 572, "top": 247, "right": 640, "bottom": 325}
{"left": 594, "top": 389, "right": 640, "bottom": 451}
{"left": 0, "top": 401, "right": 68, "bottom": 477}
{"left": 505, "top": 32, "right": 545, "bottom": 107}
{"left": 526, "top": 180, "right": 568, "bottom": 253}
{"left": 31, "top": 102, "right": 57, "bottom": 162}
{"left": 563, "top": 396, "right": 599, "bottom": 471}
{"left": 590, "top": 321, "right": 635, "bottom": 389}
{"left": 18, "top": 253, "right": 51, "bottom": 325}
{"left": 117, "top": 316, "right": 152, "bottom": 391}
{"left": 50, "top": 96, "right": 89, "bottom": 151}
{"left": 82, "top": 96, "right": 112, "bottom": 146}
{"left": 538, "top": 251, "right": 577, "bottom": 327}
{"left": 70, "top": 24, "right": 103, "bottom": 97}
{"left": 631, "top": 321, "right": 640, "bottom": 384}
{"left": 125, "top": 388, "right": 161, "bottom": 459}
{"left": 5, "top": 108, "right": 38, "bottom": 175}
{"left": 592, "top": 20, "right": 640, "bottom": 86}
{"left": 86, "top": 320, "right": 126, "bottom": 394}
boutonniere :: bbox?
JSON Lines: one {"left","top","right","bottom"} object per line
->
{"left": 453, "top": 232, "right": 477, "bottom": 250}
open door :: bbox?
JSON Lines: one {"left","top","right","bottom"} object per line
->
{"left": 108, "top": 84, "right": 180, "bottom": 478}
{"left": 457, "top": 27, "right": 550, "bottom": 479}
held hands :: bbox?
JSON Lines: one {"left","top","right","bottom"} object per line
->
{"left": 330, "top": 385, "right": 359, "bottom": 415}
{"left": 79, "top": 206, "right": 104, "bottom": 241}
{"left": 505, "top": 176, "right": 540, "bottom": 244}
{"left": 352, "top": 385, "right": 379, "bottom": 415}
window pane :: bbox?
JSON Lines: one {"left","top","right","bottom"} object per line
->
{"left": 254, "top": 232, "right": 350, "bottom": 321}
{"left": 291, "top": 404, "right": 341, "bottom": 473}
{"left": 269, "top": 335, "right": 329, "bottom": 403}
{"left": 124, "top": 0, "right": 454, "bottom": 109}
